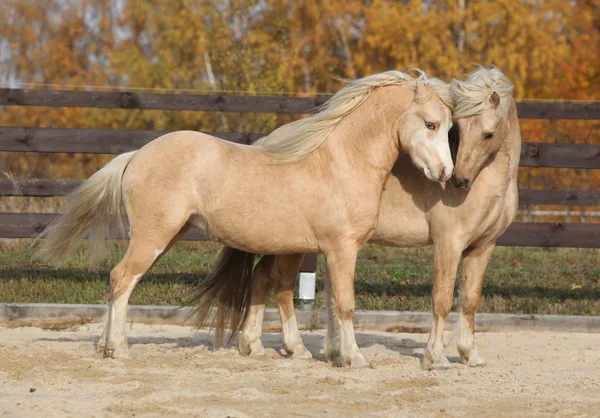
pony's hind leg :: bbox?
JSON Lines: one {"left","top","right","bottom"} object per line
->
{"left": 274, "top": 254, "right": 311, "bottom": 359}
{"left": 423, "top": 241, "right": 461, "bottom": 370}
{"left": 103, "top": 226, "right": 188, "bottom": 358}
{"left": 456, "top": 243, "right": 495, "bottom": 367}
{"left": 239, "top": 256, "right": 276, "bottom": 356}
{"left": 98, "top": 226, "right": 189, "bottom": 355}
{"left": 239, "top": 253, "right": 310, "bottom": 358}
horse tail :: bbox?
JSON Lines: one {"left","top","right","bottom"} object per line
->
{"left": 36, "top": 151, "right": 137, "bottom": 265}
{"left": 189, "top": 246, "right": 255, "bottom": 345}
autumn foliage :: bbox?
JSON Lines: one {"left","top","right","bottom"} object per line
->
{"left": 0, "top": 0, "right": 598, "bottom": 196}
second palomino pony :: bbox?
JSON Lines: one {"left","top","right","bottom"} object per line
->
{"left": 38, "top": 70, "right": 454, "bottom": 367}
{"left": 238, "top": 66, "right": 520, "bottom": 369}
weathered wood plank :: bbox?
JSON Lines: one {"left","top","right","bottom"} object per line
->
{"left": 520, "top": 142, "right": 600, "bottom": 169}
{"left": 1, "top": 88, "right": 598, "bottom": 119}
{"left": 496, "top": 222, "right": 600, "bottom": 248}
{"left": 0, "top": 88, "right": 328, "bottom": 114}
{"left": 2, "top": 213, "right": 598, "bottom": 248}
{"left": 0, "top": 179, "right": 81, "bottom": 196}
{"left": 3, "top": 179, "right": 599, "bottom": 207}
{"left": 515, "top": 102, "right": 600, "bottom": 120}
{"left": 518, "top": 189, "right": 600, "bottom": 206}
{"left": 0, "top": 126, "right": 263, "bottom": 153}
{"left": 0, "top": 212, "right": 209, "bottom": 240}
{"left": 1, "top": 127, "right": 599, "bottom": 169}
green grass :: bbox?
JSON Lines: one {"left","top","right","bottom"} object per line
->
{"left": 1, "top": 240, "right": 599, "bottom": 315}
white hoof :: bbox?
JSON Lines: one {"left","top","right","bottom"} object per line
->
{"left": 284, "top": 341, "right": 313, "bottom": 359}
{"left": 104, "top": 346, "right": 131, "bottom": 359}
{"left": 350, "top": 352, "right": 371, "bottom": 369}
{"left": 249, "top": 346, "right": 266, "bottom": 357}
{"left": 423, "top": 353, "right": 452, "bottom": 370}
{"left": 290, "top": 345, "right": 313, "bottom": 360}
{"left": 326, "top": 349, "right": 341, "bottom": 367}
{"left": 239, "top": 335, "right": 265, "bottom": 357}
{"left": 464, "top": 351, "right": 486, "bottom": 367}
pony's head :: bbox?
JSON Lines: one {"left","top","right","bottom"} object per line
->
{"left": 450, "top": 66, "right": 515, "bottom": 189}
{"left": 394, "top": 74, "right": 454, "bottom": 182}
{"left": 259, "top": 70, "right": 453, "bottom": 182}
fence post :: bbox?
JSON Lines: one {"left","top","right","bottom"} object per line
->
{"left": 298, "top": 254, "right": 317, "bottom": 310}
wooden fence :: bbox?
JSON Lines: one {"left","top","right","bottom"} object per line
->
{"left": 0, "top": 88, "right": 599, "bottom": 275}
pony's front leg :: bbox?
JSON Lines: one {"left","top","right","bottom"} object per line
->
{"left": 239, "top": 256, "right": 275, "bottom": 356}
{"left": 274, "top": 254, "right": 312, "bottom": 359}
{"left": 423, "top": 241, "right": 461, "bottom": 370}
{"left": 324, "top": 247, "right": 369, "bottom": 368}
{"left": 457, "top": 244, "right": 496, "bottom": 367}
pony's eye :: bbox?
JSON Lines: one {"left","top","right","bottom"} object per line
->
{"left": 425, "top": 122, "right": 436, "bottom": 130}
{"left": 484, "top": 133, "right": 495, "bottom": 140}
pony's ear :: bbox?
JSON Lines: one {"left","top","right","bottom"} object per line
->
{"left": 489, "top": 91, "right": 500, "bottom": 108}
{"left": 451, "top": 78, "right": 464, "bottom": 91}
{"left": 414, "top": 80, "right": 430, "bottom": 103}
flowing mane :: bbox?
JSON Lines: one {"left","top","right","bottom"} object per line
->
{"left": 451, "top": 66, "right": 514, "bottom": 119}
{"left": 258, "top": 70, "right": 451, "bottom": 163}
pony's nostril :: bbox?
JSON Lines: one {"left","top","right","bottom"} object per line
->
{"left": 451, "top": 177, "right": 471, "bottom": 189}
{"left": 439, "top": 168, "right": 446, "bottom": 180}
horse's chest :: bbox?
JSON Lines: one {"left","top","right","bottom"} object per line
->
{"left": 462, "top": 192, "right": 513, "bottom": 242}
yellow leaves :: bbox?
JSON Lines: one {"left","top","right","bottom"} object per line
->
{"left": 0, "top": 0, "right": 597, "bottom": 180}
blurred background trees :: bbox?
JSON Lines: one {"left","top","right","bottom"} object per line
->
{"left": 0, "top": 0, "right": 598, "bottom": 197}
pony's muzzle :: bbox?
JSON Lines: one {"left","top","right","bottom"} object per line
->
{"left": 423, "top": 164, "right": 453, "bottom": 183}
{"left": 452, "top": 176, "right": 471, "bottom": 189}
{"left": 437, "top": 166, "right": 453, "bottom": 182}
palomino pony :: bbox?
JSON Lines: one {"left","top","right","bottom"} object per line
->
{"left": 38, "top": 70, "right": 454, "bottom": 367}
{"left": 237, "top": 66, "right": 520, "bottom": 369}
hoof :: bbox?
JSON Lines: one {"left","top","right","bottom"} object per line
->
{"left": 249, "top": 346, "right": 267, "bottom": 357}
{"left": 326, "top": 350, "right": 341, "bottom": 367}
{"left": 423, "top": 354, "right": 452, "bottom": 370}
{"left": 284, "top": 342, "right": 313, "bottom": 359}
{"left": 96, "top": 333, "right": 107, "bottom": 353}
{"left": 464, "top": 351, "right": 486, "bottom": 367}
{"left": 290, "top": 346, "right": 313, "bottom": 360}
{"left": 239, "top": 337, "right": 265, "bottom": 357}
{"left": 350, "top": 352, "right": 372, "bottom": 369}
{"left": 104, "top": 346, "right": 131, "bottom": 359}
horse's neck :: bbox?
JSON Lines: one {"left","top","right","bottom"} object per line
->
{"left": 484, "top": 98, "right": 521, "bottom": 187}
{"left": 500, "top": 99, "right": 521, "bottom": 182}
{"left": 324, "top": 87, "right": 406, "bottom": 177}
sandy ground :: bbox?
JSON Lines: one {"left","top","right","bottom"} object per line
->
{"left": 0, "top": 324, "right": 599, "bottom": 417}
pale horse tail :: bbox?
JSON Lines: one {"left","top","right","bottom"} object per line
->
{"left": 36, "top": 151, "right": 137, "bottom": 265}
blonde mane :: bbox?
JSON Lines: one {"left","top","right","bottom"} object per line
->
{"left": 451, "top": 65, "right": 514, "bottom": 119}
{"left": 258, "top": 70, "right": 452, "bottom": 163}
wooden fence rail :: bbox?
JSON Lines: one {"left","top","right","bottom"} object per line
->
{"left": 2, "top": 179, "right": 599, "bottom": 207}
{"left": 1, "top": 213, "right": 598, "bottom": 248}
{"left": 2, "top": 88, "right": 600, "bottom": 119}
{"left": 1, "top": 127, "right": 599, "bottom": 169}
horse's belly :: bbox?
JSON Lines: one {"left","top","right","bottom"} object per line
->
{"left": 370, "top": 213, "right": 430, "bottom": 247}
{"left": 201, "top": 209, "right": 319, "bottom": 254}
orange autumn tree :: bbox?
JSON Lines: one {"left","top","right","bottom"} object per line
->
{"left": 0, "top": 0, "right": 597, "bottom": 196}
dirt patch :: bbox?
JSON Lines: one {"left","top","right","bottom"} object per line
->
{"left": 0, "top": 324, "right": 599, "bottom": 417}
